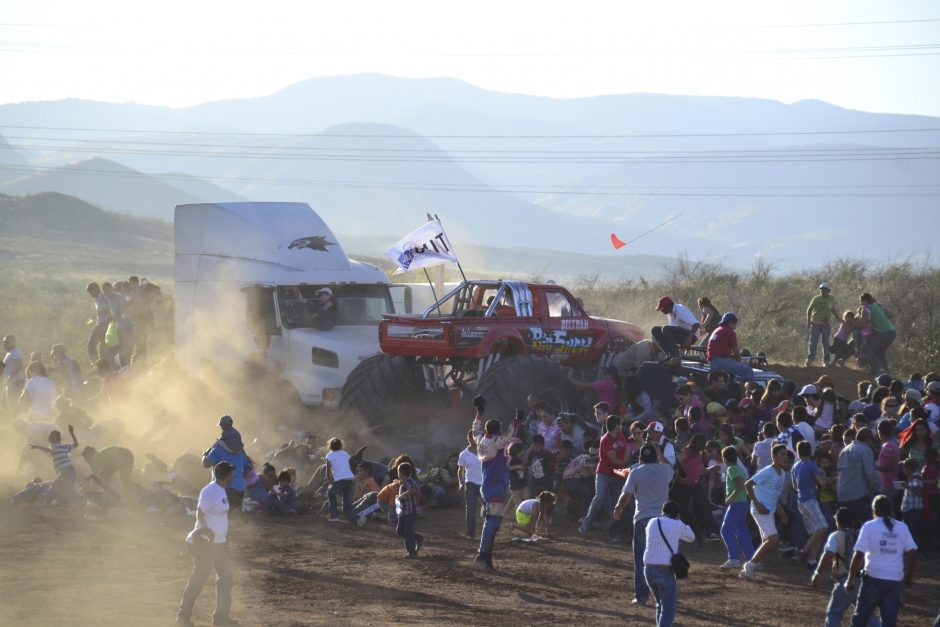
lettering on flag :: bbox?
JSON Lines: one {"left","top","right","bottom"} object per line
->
{"left": 385, "top": 220, "right": 459, "bottom": 273}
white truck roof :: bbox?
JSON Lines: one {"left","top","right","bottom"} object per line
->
{"left": 175, "top": 202, "right": 387, "bottom": 284}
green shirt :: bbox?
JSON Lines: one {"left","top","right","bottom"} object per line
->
{"left": 868, "top": 303, "right": 895, "bottom": 332}
{"left": 726, "top": 463, "right": 748, "bottom": 503}
{"left": 807, "top": 294, "right": 836, "bottom": 324}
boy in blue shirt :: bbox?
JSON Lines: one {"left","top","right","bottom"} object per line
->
{"left": 791, "top": 440, "right": 830, "bottom": 567}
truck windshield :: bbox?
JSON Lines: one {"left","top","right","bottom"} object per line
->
{"left": 277, "top": 284, "right": 392, "bottom": 328}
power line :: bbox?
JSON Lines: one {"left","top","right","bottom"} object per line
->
{"left": 3, "top": 123, "right": 938, "bottom": 140}
{"left": 2, "top": 163, "right": 938, "bottom": 198}
{"left": 743, "top": 17, "right": 940, "bottom": 29}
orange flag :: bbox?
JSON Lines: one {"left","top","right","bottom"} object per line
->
{"left": 610, "top": 233, "right": 627, "bottom": 250}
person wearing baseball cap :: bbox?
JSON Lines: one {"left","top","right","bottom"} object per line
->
{"left": 642, "top": 421, "right": 677, "bottom": 467}
{"left": 613, "top": 441, "right": 673, "bottom": 606}
{"left": 706, "top": 312, "right": 756, "bottom": 382}
{"left": 310, "top": 286, "right": 338, "bottom": 331}
{"left": 650, "top": 297, "right": 699, "bottom": 367}
{"left": 805, "top": 282, "right": 840, "bottom": 367}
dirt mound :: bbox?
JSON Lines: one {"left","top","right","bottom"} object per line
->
{"left": 767, "top": 361, "right": 874, "bottom": 397}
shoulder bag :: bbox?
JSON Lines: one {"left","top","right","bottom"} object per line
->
{"left": 657, "top": 517, "right": 691, "bottom": 579}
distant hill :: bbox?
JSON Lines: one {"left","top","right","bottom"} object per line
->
{"left": 0, "top": 158, "right": 224, "bottom": 220}
{"left": 0, "top": 133, "right": 30, "bottom": 183}
{"left": 1, "top": 75, "right": 938, "bottom": 268}
{"left": 0, "top": 192, "right": 173, "bottom": 277}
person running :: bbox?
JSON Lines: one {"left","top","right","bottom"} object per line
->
{"left": 457, "top": 428, "right": 483, "bottom": 540}
{"left": 613, "top": 442, "right": 674, "bottom": 606}
{"left": 177, "top": 461, "right": 236, "bottom": 627}
{"left": 719, "top": 446, "right": 755, "bottom": 570}
{"left": 643, "top": 500, "right": 695, "bottom": 627}
{"left": 811, "top": 507, "right": 880, "bottom": 627}
{"left": 650, "top": 296, "right": 699, "bottom": 366}
{"left": 475, "top": 418, "right": 511, "bottom": 571}
{"left": 844, "top": 495, "right": 918, "bottom": 627}
{"left": 740, "top": 443, "right": 791, "bottom": 582}
{"left": 791, "top": 441, "right": 830, "bottom": 568}
{"left": 579, "top": 415, "right": 628, "bottom": 534}
{"left": 806, "top": 282, "right": 840, "bottom": 366}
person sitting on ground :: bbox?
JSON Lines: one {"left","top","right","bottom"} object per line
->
{"left": 81, "top": 445, "right": 135, "bottom": 492}
{"left": 353, "top": 462, "right": 381, "bottom": 499}
{"left": 514, "top": 491, "right": 556, "bottom": 538}
{"left": 266, "top": 470, "right": 299, "bottom": 516}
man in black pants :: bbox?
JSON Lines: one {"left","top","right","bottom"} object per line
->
{"left": 650, "top": 296, "right": 699, "bottom": 366}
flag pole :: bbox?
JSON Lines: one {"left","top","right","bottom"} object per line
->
{"left": 434, "top": 213, "right": 468, "bottom": 284}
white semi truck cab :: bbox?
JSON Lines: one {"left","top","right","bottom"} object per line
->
{"left": 174, "top": 202, "right": 391, "bottom": 407}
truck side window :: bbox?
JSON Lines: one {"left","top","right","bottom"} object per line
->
{"left": 244, "top": 286, "right": 279, "bottom": 337}
{"left": 546, "top": 291, "right": 580, "bottom": 318}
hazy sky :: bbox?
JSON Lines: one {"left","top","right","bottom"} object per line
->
{"left": 2, "top": 0, "right": 939, "bottom": 116}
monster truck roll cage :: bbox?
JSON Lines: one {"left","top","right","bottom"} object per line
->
{"left": 420, "top": 280, "right": 534, "bottom": 318}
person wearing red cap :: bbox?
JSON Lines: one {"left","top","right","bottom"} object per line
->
{"left": 650, "top": 297, "right": 699, "bottom": 366}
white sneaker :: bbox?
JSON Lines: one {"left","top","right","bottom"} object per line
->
{"left": 327, "top": 517, "right": 340, "bottom": 523}
{"left": 738, "top": 562, "right": 765, "bottom": 582}
{"left": 356, "top": 515, "right": 367, "bottom": 527}
{"left": 719, "top": 559, "right": 742, "bottom": 569}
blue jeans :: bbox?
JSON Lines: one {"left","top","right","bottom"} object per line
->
{"left": 644, "top": 565, "right": 678, "bottom": 627}
{"left": 851, "top": 574, "right": 899, "bottom": 627}
{"left": 827, "top": 575, "right": 881, "bottom": 627}
{"left": 464, "top": 482, "right": 480, "bottom": 538}
{"left": 396, "top": 512, "right": 423, "bottom": 556}
{"left": 808, "top": 322, "right": 832, "bottom": 363}
{"left": 710, "top": 356, "right": 756, "bottom": 382}
{"left": 721, "top": 501, "right": 755, "bottom": 562}
{"left": 633, "top": 516, "right": 653, "bottom": 602}
{"left": 581, "top": 474, "right": 623, "bottom": 530}
{"left": 328, "top": 479, "right": 356, "bottom": 521}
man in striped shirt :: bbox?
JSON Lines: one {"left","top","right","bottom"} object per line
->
{"left": 29, "top": 424, "right": 78, "bottom": 504}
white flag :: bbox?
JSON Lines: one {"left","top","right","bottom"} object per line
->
{"left": 385, "top": 219, "right": 458, "bottom": 274}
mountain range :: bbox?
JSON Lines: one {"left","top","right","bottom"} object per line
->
{"left": 1, "top": 73, "right": 937, "bottom": 269}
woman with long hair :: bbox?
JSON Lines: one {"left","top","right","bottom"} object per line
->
{"left": 899, "top": 419, "right": 936, "bottom": 465}
{"left": 844, "top": 495, "right": 917, "bottom": 627}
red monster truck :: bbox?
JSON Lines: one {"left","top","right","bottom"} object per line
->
{"left": 340, "top": 280, "right": 643, "bottom": 424}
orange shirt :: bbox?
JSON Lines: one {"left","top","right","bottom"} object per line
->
{"left": 377, "top": 480, "right": 401, "bottom": 507}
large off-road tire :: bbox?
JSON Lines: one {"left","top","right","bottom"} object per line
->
{"left": 475, "top": 354, "right": 582, "bottom": 421}
{"left": 339, "top": 355, "right": 420, "bottom": 427}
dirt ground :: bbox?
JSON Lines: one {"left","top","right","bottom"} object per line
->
{"left": 0, "top": 489, "right": 937, "bottom": 627}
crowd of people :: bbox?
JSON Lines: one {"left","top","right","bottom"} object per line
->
{"left": 1, "top": 283, "right": 937, "bottom": 627}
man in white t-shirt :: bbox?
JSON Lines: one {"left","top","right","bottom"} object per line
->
{"left": 650, "top": 297, "right": 699, "bottom": 366}
{"left": 21, "top": 363, "right": 57, "bottom": 420}
{"left": 457, "top": 429, "right": 483, "bottom": 540}
{"left": 178, "top": 461, "right": 235, "bottom": 627}
{"left": 2, "top": 335, "right": 25, "bottom": 411}
{"left": 325, "top": 437, "right": 357, "bottom": 523}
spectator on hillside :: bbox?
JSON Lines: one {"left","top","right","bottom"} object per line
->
{"left": 697, "top": 297, "right": 721, "bottom": 346}
{"left": 651, "top": 296, "right": 699, "bottom": 366}
{"left": 858, "top": 293, "right": 897, "bottom": 376}
{"left": 805, "top": 282, "right": 840, "bottom": 367}
{"left": 85, "top": 282, "right": 112, "bottom": 364}
{"left": 706, "top": 312, "right": 756, "bottom": 382}
{"left": 830, "top": 311, "right": 857, "bottom": 366}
